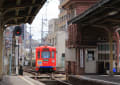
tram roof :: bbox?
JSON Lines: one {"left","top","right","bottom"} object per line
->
{"left": 36, "top": 46, "right": 56, "bottom": 50}
{"left": 0, "top": 0, "right": 46, "bottom": 26}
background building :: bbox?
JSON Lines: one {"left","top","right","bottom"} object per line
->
{"left": 56, "top": 31, "right": 66, "bottom": 71}
{"left": 3, "top": 24, "right": 40, "bottom": 74}
{"left": 45, "top": 19, "right": 58, "bottom": 46}
{"left": 58, "top": 0, "right": 68, "bottom": 31}
{"left": 45, "top": 0, "right": 68, "bottom": 71}
{"left": 3, "top": 26, "right": 14, "bottom": 74}
{"left": 61, "top": 0, "right": 100, "bottom": 74}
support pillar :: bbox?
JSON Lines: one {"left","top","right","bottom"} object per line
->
{"left": 109, "top": 32, "right": 113, "bottom": 75}
{"left": 76, "top": 48, "right": 80, "bottom": 74}
{"left": 115, "top": 32, "right": 119, "bottom": 72}
{"left": 78, "top": 48, "right": 80, "bottom": 74}
{"left": 0, "top": 28, "right": 3, "bottom": 79}
{"left": 0, "top": 11, "right": 3, "bottom": 80}
{"left": 75, "top": 48, "right": 78, "bottom": 74}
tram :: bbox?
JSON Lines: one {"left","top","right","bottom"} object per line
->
{"left": 35, "top": 45, "right": 56, "bottom": 73}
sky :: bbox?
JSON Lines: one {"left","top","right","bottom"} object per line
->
{"left": 27, "top": 0, "right": 59, "bottom": 41}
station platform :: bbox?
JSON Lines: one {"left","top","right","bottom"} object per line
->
{"left": 68, "top": 75, "right": 120, "bottom": 85}
{"left": 0, "top": 75, "right": 45, "bottom": 85}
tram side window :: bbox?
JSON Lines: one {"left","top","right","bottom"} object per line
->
{"left": 38, "top": 51, "right": 40, "bottom": 58}
{"left": 52, "top": 51, "right": 54, "bottom": 58}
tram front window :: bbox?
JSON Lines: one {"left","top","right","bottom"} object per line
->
{"left": 42, "top": 51, "right": 50, "bottom": 58}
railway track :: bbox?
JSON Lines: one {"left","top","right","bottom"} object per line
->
{"left": 23, "top": 67, "right": 72, "bottom": 85}
{"left": 31, "top": 75, "right": 72, "bottom": 85}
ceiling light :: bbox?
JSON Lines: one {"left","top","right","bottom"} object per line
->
{"left": 108, "top": 11, "right": 118, "bottom": 16}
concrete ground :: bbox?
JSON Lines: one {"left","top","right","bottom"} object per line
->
{"left": 83, "top": 75, "right": 120, "bottom": 84}
{"left": 68, "top": 75, "right": 120, "bottom": 85}
{"left": 0, "top": 76, "right": 45, "bottom": 85}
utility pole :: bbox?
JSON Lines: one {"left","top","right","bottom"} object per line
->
{"left": 30, "top": 25, "right": 32, "bottom": 67}
{"left": 12, "top": 35, "right": 16, "bottom": 74}
{"left": 2, "top": 32, "right": 5, "bottom": 75}
{"left": 41, "top": 16, "right": 43, "bottom": 43}
{"left": 15, "top": 36, "right": 19, "bottom": 75}
{"left": 9, "top": 33, "right": 13, "bottom": 75}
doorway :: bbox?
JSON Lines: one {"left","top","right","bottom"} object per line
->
{"left": 97, "top": 62, "right": 104, "bottom": 74}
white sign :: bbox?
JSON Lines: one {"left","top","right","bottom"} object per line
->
{"left": 80, "top": 49, "right": 84, "bottom": 68}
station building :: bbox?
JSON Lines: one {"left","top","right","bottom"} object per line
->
{"left": 61, "top": 0, "right": 120, "bottom": 75}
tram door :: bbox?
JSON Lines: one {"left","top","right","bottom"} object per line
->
{"left": 85, "top": 49, "right": 97, "bottom": 73}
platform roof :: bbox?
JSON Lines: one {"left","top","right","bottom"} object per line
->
{"left": 69, "top": 0, "right": 120, "bottom": 28}
{"left": 0, "top": 0, "right": 46, "bottom": 26}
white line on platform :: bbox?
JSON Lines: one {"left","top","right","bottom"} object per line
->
{"left": 19, "top": 76, "right": 35, "bottom": 85}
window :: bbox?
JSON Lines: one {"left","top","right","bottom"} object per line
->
{"left": 42, "top": 51, "right": 50, "bottom": 58}
{"left": 106, "top": 44, "right": 109, "bottom": 51}
{"left": 101, "top": 44, "right": 105, "bottom": 51}
{"left": 88, "top": 51, "right": 94, "bottom": 61}
{"left": 62, "top": 53, "right": 65, "bottom": 57}
{"left": 37, "top": 51, "right": 40, "bottom": 58}
{"left": 52, "top": 51, "right": 54, "bottom": 58}
{"left": 98, "top": 44, "right": 101, "bottom": 51}
{"left": 98, "top": 54, "right": 102, "bottom": 60}
{"left": 61, "top": 53, "right": 65, "bottom": 67}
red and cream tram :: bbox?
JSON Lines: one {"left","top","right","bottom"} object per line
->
{"left": 35, "top": 45, "right": 56, "bottom": 73}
